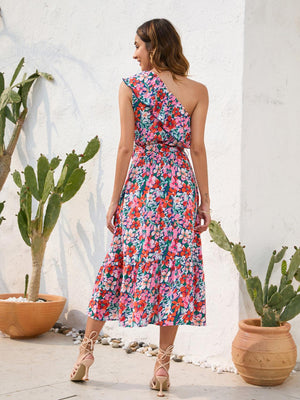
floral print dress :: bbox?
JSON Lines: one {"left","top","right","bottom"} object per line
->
{"left": 87, "top": 70, "right": 206, "bottom": 327}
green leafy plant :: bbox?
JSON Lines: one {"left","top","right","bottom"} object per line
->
{"left": 12, "top": 136, "right": 100, "bottom": 302}
{"left": 0, "top": 57, "right": 53, "bottom": 191}
{"left": 209, "top": 220, "right": 300, "bottom": 327}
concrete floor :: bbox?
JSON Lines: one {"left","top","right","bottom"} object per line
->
{"left": 0, "top": 332, "right": 299, "bottom": 400}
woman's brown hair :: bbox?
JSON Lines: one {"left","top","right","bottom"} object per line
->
{"left": 136, "top": 19, "right": 189, "bottom": 77}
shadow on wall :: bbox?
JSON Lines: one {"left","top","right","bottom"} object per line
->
{"left": 45, "top": 156, "right": 107, "bottom": 303}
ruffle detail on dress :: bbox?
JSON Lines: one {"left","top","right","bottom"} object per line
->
{"left": 122, "top": 71, "right": 191, "bottom": 146}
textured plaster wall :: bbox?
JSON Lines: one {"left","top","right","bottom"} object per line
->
{"left": 0, "top": 0, "right": 244, "bottom": 367}
{"left": 241, "top": 0, "right": 300, "bottom": 361}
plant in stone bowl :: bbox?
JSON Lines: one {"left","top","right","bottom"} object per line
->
{"left": 0, "top": 137, "right": 100, "bottom": 338}
{"left": 209, "top": 220, "right": 300, "bottom": 386}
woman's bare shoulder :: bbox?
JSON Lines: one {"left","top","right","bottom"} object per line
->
{"left": 185, "top": 77, "right": 208, "bottom": 97}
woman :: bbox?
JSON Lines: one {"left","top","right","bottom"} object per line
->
{"left": 70, "top": 18, "right": 210, "bottom": 396}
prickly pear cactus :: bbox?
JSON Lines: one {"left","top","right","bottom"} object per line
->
{"left": 13, "top": 137, "right": 100, "bottom": 301}
{"left": 0, "top": 57, "right": 53, "bottom": 191}
{"left": 209, "top": 220, "right": 300, "bottom": 327}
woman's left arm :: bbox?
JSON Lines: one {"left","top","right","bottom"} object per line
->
{"left": 106, "top": 81, "right": 135, "bottom": 234}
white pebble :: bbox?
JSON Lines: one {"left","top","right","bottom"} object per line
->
{"left": 66, "top": 331, "right": 73, "bottom": 337}
{"left": 73, "top": 340, "right": 81, "bottom": 345}
{"left": 136, "top": 347, "right": 144, "bottom": 353}
{"left": 0, "top": 296, "right": 44, "bottom": 303}
{"left": 192, "top": 361, "right": 201, "bottom": 366}
{"left": 217, "top": 368, "right": 223, "bottom": 374}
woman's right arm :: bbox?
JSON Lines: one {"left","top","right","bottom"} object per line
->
{"left": 106, "top": 81, "right": 135, "bottom": 234}
{"left": 190, "top": 83, "right": 210, "bottom": 233}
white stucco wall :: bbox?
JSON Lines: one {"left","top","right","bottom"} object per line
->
{"left": 1, "top": 0, "right": 244, "bottom": 368}
{"left": 240, "top": 0, "right": 300, "bottom": 361}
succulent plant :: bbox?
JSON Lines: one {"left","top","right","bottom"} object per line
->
{"left": 209, "top": 220, "right": 300, "bottom": 327}
{"left": 12, "top": 136, "right": 100, "bottom": 301}
{"left": 0, "top": 57, "right": 53, "bottom": 191}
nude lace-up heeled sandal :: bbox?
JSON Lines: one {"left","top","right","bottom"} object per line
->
{"left": 70, "top": 330, "right": 98, "bottom": 381}
{"left": 150, "top": 344, "right": 174, "bottom": 397}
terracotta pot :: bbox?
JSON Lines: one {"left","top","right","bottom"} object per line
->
{"left": 232, "top": 318, "right": 297, "bottom": 386}
{"left": 0, "top": 293, "right": 66, "bottom": 339}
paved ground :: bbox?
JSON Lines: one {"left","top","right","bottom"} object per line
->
{"left": 0, "top": 332, "right": 299, "bottom": 400}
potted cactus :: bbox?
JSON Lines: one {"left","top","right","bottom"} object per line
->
{"left": 0, "top": 137, "right": 100, "bottom": 338}
{"left": 209, "top": 220, "right": 300, "bottom": 386}
{"left": 0, "top": 57, "right": 53, "bottom": 191}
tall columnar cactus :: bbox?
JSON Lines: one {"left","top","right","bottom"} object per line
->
{"left": 209, "top": 220, "right": 300, "bottom": 327}
{"left": 0, "top": 57, "right": 53, "bottom": 191}
{"left": 12, "top": 137, "right": 100, "bottom": 301}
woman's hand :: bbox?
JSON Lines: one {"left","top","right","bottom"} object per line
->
{"left": 194, "top": 204, "right": 211, "bottom": 233}
{"left": 106, "top": 202, "right": 119, "bottom": 234}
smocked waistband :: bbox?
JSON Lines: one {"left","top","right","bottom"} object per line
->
{"left": 134, "top": 142, "right": 186, "bottom": 153}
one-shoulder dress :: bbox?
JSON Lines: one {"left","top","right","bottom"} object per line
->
{"left": 87, "top": 70, "right": 206, "bottom": 327}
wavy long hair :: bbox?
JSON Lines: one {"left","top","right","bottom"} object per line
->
{"left": 136, "top": 18, "right": 189, "bottom": 77}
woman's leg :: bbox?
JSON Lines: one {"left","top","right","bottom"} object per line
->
{"left": 71, "top": 317, "right": 106, "bottom": 378}
{"left": 154, "top": 326, "right": 178, "bottom": 377}
{"left": 84, "top": 316, "right": 106, "bottom": 339}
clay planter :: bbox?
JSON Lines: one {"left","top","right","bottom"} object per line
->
{"left": 0, "top": 293, "right": 66, "bottom": 339}
{"left": 232, "top": 318, "right": 297, "bottom": 386}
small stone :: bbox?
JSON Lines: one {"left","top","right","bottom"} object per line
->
{"left": 101, "top": 338, "right": 110, "bottom": 345}
{"left": 112, "top": 342, "right": 122, "bottom": 348}
{"left": 112, "top": 339, "right": 122, "bottom": 344}
{"left": 78, "top": 329, "right": 85, "bottom": 334}
{"left": 173, "top": 355, "right": 184, "bottom": 362}
{"left": 149, "top": 343, "right": 158, "bottom": 350}
{"left": 142, "top": 343, "right": 149, "bottom": 347}
{"left": 182, "top": 356, "right": 193, "bottom": 363}
{"left": 138, "top": 341, "right": 145, "bottom": 347}
{"left": 129, "top": 341, "right": 139, "bottom": 347}
{"left": 217, "top": 368, "right": 223, "bottom": 374}
{"left": 54, "top": 328, "right": 59, "bottom": 333}
{"left": 66, "top": 331, "right": 73, "bottom": 337}
{"left": 192, "top": 361, "right": 201, "bottom": 366}
{"left": 73, "top": 340, "right": 81, "bottom": 345}
{"left": 150, "top": 349, "right": 158, "bottom": 356}
{"left": 136, "top": 347, "right": 145, "bottom": 353}
{"left": 53, "top": 322, "right": 62, "bottom": 329}
{"left": 62, "top": 328, "right": 71, "bottom": 335}
{"left": 126, "top": 347, "right": 133, "bottom": 354}
{"left": 146, "top": 352, "right": 153, "bottom": 357}
{"left": 102, "top": 333, "right": 110, "bottom": 338}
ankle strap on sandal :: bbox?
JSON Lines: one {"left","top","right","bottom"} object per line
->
{"left": 158, "top": 344, "right": 174, "bottom": 359}
{"left": 80, "top": 330, "right": 98, "bottom": 352}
